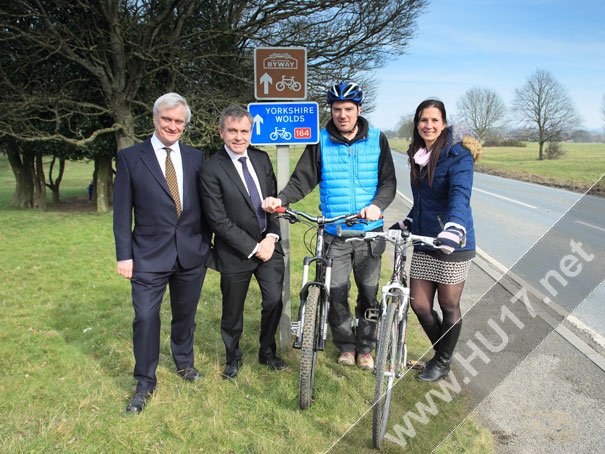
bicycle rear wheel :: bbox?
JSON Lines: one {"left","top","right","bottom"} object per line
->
{"left": 299, "top": 286, "right": 321, "bottom": 410}
{"left": 372, "top": 299, "right": 398, "bottom": 448}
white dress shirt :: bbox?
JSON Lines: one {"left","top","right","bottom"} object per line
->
{"left": 151, "top": 134, "right": 184, "bottom": 208}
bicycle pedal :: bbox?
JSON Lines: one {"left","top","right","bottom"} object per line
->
{"left": 290, "top": 321, "right": 300, "bottom": 335}
{"left": 364, "top": 308, "right": 380, "bottom": 323}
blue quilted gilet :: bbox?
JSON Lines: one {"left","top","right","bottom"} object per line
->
{"left": 319, "top": 128, "right": 383, "bottom": 235}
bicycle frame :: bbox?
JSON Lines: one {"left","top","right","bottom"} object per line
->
{"left": 380, "top": 231, "right": 410, "bottom": 377}
{"left": 275, "top": 207, "right": 361, "bottom": 351}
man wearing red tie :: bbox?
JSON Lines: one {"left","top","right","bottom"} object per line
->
{"left": 200, "top": 104, "right": 287, "bottom": 380}
{"left": 113, "top": 93, "right": 211, "bottom": 413}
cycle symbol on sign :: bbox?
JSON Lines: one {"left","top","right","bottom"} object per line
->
{"left": 275, "top": 76, "right": 302, "bottom": 92}
{"left": 269, "top": 127, "right": 292, "bottom": 141}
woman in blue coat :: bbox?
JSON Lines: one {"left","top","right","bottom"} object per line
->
{"left": 393, "top": 98, "right": 481, "bottom": 381}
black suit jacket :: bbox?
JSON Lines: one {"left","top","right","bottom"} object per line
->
{"left": 113, "top": 138, "right": 211, "bottom": 272}
{"left": 200, "top": 146, "right": 283, "bottom": 273}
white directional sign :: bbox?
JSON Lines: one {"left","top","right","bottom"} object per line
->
{"left": 248, "top": 102, "right": 319, "bottom": 145}
{"left": 254, "top": 47, "right": 307, "bottom": 100}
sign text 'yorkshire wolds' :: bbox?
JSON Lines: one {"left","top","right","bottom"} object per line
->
{"left": 248, "top": 102, "right": 319, "bottom": 145}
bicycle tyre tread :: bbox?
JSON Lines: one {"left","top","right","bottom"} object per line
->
{"left": 299, "top": 286, "right": 320, "bottom": 410}
{"left": 372, "top": 300, "right": 398, "bottom": 448}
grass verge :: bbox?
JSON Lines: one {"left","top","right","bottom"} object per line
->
{"left": 0, "top": 152, "right": 492, "bottom": 452}
{"left": 388, "top": 140, "right": 605, "bottom": 195}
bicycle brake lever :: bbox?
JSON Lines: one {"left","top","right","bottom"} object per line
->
{"left": 345, "top": 218, "right": 367, "bottom": 227}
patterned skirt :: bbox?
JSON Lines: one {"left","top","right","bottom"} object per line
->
{"left": 410, "top": 251, "right": 471, "bottom": 285}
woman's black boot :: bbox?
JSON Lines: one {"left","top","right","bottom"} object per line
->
{"left": 418, "top": 311, "right": 442, "bottom": 369}
{"left": 417, "top": 321, "right": 461, "bottom": 382}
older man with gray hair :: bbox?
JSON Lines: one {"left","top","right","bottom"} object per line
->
{"left": 113, "top": 92, "right": 211, "bottom": 413}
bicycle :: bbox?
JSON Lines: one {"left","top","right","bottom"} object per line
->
{"left": 338, "top": 227, "right": 439, "bottom": 448}
{"left": 275, "top": 206, "right": 363, "bottom": 410}
{"left": 269, "top": 127, "right": 293, "bottom": 141}
{"left": 275, "top": 75, "right": 302, "bottom": 92}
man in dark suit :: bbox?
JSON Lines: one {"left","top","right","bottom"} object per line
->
{"left": 200, "top": 104, "right": 287, "bottom": 380}
{"left": 113, "top": 92, "right": 211, "bottom": 413}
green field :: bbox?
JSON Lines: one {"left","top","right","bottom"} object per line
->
{"left": 0, "top": 152, "right": 492, "bottom": 453}
{"left": 388, "top": 140, "right": 605, "bottom": 194}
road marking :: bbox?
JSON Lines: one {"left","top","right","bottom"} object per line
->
{"left": 473, "top": 250, "right": 605, "bottom": 372}
{"left": 574, "top": 220, "right": 605, "bottom": 232}
{"left": 473, "top": 187, "right": 538, "bottom": 209}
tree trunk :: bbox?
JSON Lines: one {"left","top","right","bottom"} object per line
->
{"left": 6, "top": 146, "right": 34, "bottom": 208}
{"left": 95, "top": 156, "right": 114, "bottom": 212}
{"left": 46, "top": 156, "right": 65, "bottom": 203}
{"left": 33, "top": 154, "right": 46, "bottom": 209}
{"left": 96, "top": 108, "right": 136, "bottom": 213}
{"left": 538, "top": 141, "right": 544, "bottom": 160}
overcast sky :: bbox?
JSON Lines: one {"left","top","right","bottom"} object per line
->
{"left": 365, "top": 0, "right": 605, "bottom": 132}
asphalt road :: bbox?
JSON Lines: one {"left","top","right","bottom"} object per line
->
{"left": 384, "top": 156, "right": 605, "bottom": 453}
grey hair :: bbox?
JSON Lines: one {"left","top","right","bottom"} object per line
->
{"left": 219, "top": 104, "right": 253, "bottom": 130}
{"left": 153, "top": 92, "right": 192, "bottom": 124}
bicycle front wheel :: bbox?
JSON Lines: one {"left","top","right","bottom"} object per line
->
{"left": 372, "top": 300, "right": 398, "bottom": 448}
{"left": 299, "top": 286, "right": 321, "bottom": 410}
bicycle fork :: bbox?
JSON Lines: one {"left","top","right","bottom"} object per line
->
{"left": 376, "top": 284, "right": 410, "bottom": 377}
{"left": 291, "top": 257, "right": 332, "bottom": 351}
{"left": 395, "top": 288, "right": 410, "bottom": 378}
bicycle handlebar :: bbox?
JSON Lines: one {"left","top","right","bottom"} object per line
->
{"left": 338, "top": 227, "right": 441, "bottom": 248}
{"left": 275, "top": 206, "right": 363, "bottom": 226}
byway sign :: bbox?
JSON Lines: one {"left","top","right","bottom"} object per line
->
{"left": 248, "top": 102, "right": 319, "bottom": 146}
{"left": 254, "top": 47, "right": 307, "bottom": 100}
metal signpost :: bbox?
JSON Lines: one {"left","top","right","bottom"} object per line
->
{"left": 251, "top": 47, "right": 317, "bottom": 352}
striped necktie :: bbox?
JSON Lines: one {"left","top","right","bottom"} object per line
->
{"left": 164, "top": 147, "right": 182, "bottom": 218}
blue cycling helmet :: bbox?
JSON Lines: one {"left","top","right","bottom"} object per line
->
{"left": 326, "top": 81, "right": 364, "bottom": 105}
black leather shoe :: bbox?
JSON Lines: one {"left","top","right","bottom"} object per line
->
{"left": 178, "top": 367, "right": 201, "bottom": 382}
{"left": 259, "top": 355, "right": 288, "bottom": 371}
{"left": 125, "top": 391, "right": 151, "bottom": 414}
{"left": 222, "top": 361, "right": 241, "bottom": 380}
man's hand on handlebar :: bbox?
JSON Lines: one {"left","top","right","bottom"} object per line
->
{"left": 262, "top": 197, "right": 282, "bottom": 213}
{"left": 360, "top": 204, "right": 381, "bottom": 222}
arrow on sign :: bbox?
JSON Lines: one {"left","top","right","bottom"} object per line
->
{"left": 259, "top": 73, "right": 273, "bottom": 94}
{"left": 253, "top": 114, "right": 264, "bottom": 135}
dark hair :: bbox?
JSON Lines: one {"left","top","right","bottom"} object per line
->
{"left": 219, "top": 104, "right": 252, "bottom": 130}
{"left": 407, "top": 99, "right": 449, "bottom": 187}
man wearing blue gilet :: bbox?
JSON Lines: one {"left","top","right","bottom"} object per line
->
{"left": 262, "top": 81, "right": 396, "bottom": 370}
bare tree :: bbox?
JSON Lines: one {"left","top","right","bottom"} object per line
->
{"left": 512, "top": 69, "right": 579, "bottom": 160}
{"left": 456, "top": 87, "right": 506, "bottom": 141}
{"left": 0, "top": 0, "right": 428, "bottom": 210}
{"left": 397, "top": 114, "right": 415, "bottom": 140}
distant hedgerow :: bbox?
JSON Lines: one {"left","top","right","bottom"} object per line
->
{"left": 483, "top": 139, "right": 527, "bottom": 147}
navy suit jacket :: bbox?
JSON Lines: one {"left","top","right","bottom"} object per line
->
{"left": 200, "top": 146, "right": 283, "bottom": 273}
{"left": 113, "top": 138, "right": 211, "bottom": 272}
